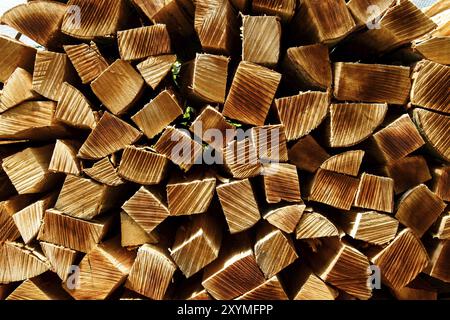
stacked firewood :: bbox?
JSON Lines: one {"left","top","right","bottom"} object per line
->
{"left": 0, "top": 0, "right": 449, "bottom": 300}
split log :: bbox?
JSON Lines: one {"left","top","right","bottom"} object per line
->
{"left": 122, "top": 187, "right": 170, "bottom": 235}
{"left": 118, "top": 25, "right": 172, "bottom": 61}
{"left": 427, "top": 240, "right": 450, "bottom": 283}
{"left": 395, "top": 184, "right": 446, "bottom": 237}
{"left": 282, "top": 44, "right": 332, "bottom": 91}
{"left": 1, "top": 1, "right": 67, "bottom": 47}
{"left": 182, "top": 53, "right": 229, "bottom": 104}
{"left": 223, "top": 61, "right": 281, "bottom": 126}
{"left": 424, "top": 0, "right": 450, "bottom": 36}
{"left": 0, "top": 241, "right": 50, "bottom": 283}
{"left": 296, "top": 211, "right": 339, "bottom": 240}
{"left": 320, "top": 150, "right": 364, "bottom": 177}
{"left": 0, "top": 101, "right": 70, "bottom": 140}
{"left": 202, "top": 235, "right": 266, "bottom": 300}
{"left": 0, "top": 35, "right": 36, "bottom": 83}
{"left": 412, "top": 36, "right": 450, "bottom": 65}
{"left": 131, "top": 90, "right": 183, "bottom": 140}
{"left": 254, "top": 224, "right": 298, "bottom": 278}
{"left": 91, "top": 59, "right": 145, "bottom": 115}
{"left": 0, "top": 195, "right": 35, "bottom": 242}
{"left": 288, "top": 135, "right": 330, "bottom": 173}
{"left": 154, "top": 126, "right": 203, "bottom": 172}
{"left": 118, "top": 146, "right": 169, "bottom": 185}
{"left": 55, "top": 175, "right": 125, "bottom": 220}
{"left": 371, "top": 114, "right": 425, "bottom": 163}
{"left": 84, "top": 157, "right": 124, "bottom": 187}
{"left": 432, "top": 166, "right": 450, "bottom": 202}
{"left": 224, "top": 138, "right": 262, "bottom": 179}
{"left": 434, "top": 213, "right": 450, "bottom": 240}
{"left": 132, "top": 0, "right": 195, "bottom": 37}
{"left": 40, "top": 242, "right": 77, "bottom": 282}
{"left": 274, "top": 91, "right": 329, "bottom": 141}
{"left": 136, "top": 54, "right": 177, "bottom": 90}
{"left": 262, "top": 163, "right": 301, "bottom": 204}
{"left": 64, "top": 238, "right": 135, "bottom": 300}
{"left": 346, "top": 0, "right": 395, "bottom": 27}
{"left": 78, "top": 112, "right": 142, "bottom": 160}
{"left": 411, "top": 60, "right": 449, "bottom": 114}
{"left": 1, "top": 145, "right": 61, "bottom": 195}
{"left": 12, "top": 193, "right": 57, "bottom": 244}
{"left": 0, "top": 68, "right": 39, "bottom": 113}
{"left": 308, "top": 169, "right": 360, "bottom": 210}
{"left": 252, "top": 0, "right": 296, "bottom": 23}
{"left": 263, "top": 203, "right": 306, "bottom": 234}
{"left": 195, "top": 0, "right": 238, "bottom": 54}
{"left": 237, "top": 276, "right": 288, "bottom": 300}
{"left": 333, "top": 63, "right": 411, "bottom": 105}
{"left": 64, "top": 42, "right": 109, "bottom": 84}
{"left": 338, "top": 211, "right": 399, "bottom": 245}
{"left": 284, "top": 263, "right": 338, "bottom": 300}
{"left": 382, "top": 155, "right": 431, "bottom": 194}
{"left": 289, "top": 0, "right": 356, "bottom": 45}
{"left": 372, "top": 228, "right": 429, "bottom": 289}
{"left": 171, "top": 213, "right": 222, "bottom": 278}
{"left": 61, "top": 0, "right": 129, "bottom": 40}
{"left": 413, "top": 108, "right": 450, "bottom": 162}
{"left": 251, "top": 125, "right": 288, "bottom": 162}
{"left": 55, "top": 82, "right": 97, "bottom": 130}
{"left": 216, "top": 179, "right": 260, "bottom": 234}
{"left": 37, "top": 209, "right": 112, "bottom": 253}
{"left": 354, "top": 173, "right": 394, "bottom": 213}
{"left": 120, "top": 211, "right": 159, "bottom": 248}
{"left": 126, "top": 244, "right": 177, "bottom": 300}
{"left": 6, "top": 274, "right": 71, "bottom": 300}
{"left": 329, "top": 103, "right": 387, "bottom": 148}
{"left": 32, "top": 51, "right": 76, "bottom": 101}
{"left": 242, "top": 15, "right": 281, "bottom": 67}
{"left": 190, "top": 106, "right": 236, "bottom": 151}
{"left": 48, "top": 140, "right": 82, "bottom": 176}
{"left": 308, "top": 238, "right": 372, "bottom": 300}
{"left": 167, "top": 170, "right": 216, "bottom": 216}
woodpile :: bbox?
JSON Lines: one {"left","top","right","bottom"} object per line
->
{"left": 0, "top": 0, "right": 448, "bottom": 301}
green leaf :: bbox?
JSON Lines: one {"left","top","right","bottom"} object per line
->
{"left": 179, "top": 106, "right": 195, "bottom": 127}
{"left": 226, "top": 118, "right": 243, "bottom": 128}
{"left": 172, "top": 60, "right": 182, "bottom": 87}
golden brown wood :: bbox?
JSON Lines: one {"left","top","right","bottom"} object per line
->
{"left": 83, "top": 157, "right": 125, "bottom": 187}
{"left": 0, "top": 195, "right": 35, "bottom": 242}
{"left": 334, "top": 63, "right": 411, "bottom": 105}
{"left": 40, "top": 242, "right": 77, "bottom": 281}
{"left": 154, "top": 126, "right": 203, "bottom": 172}
{"left": 413, "top": 108, "right": 450, "bottom": 162}
{"left": 264, "top": 204, "right": 306, "bottom": 234}
{"left": 372, "top": 114, "right": 425, "bottom": 163}
{"left": 0, "top": 68, "right": 39, "bottom": 113}
{"left": 432, "top": 166, "right": 450, "bottom": 202}
{"left": 38, "top": 208, "right": 111, "bottom": 253}
{"left": 48, "top": 140, "right": 82, "bottom": 176}
{"left": 223, "top": 61, "right": 281, "bottom": 126}
{"left": 320, "top": 150, "right": 364, "bottom": 177}
{"left": 224, "top": 138, "right": 262, "bottom": 179}
{"left": 171, "top": 213, "right": 222, "bottom": 278}
{"left": 131, "top": 90, "right": 183, "bottom": 140}
{"left": 0, "top": 35, "right": 36, "bottom": 83}
{"left": 372, "top": 228, "right": 429, "bottom": 289}
{"left": 288, "top": 135, "right": 330, "bottom": 173}
{"left": 242, "top": 15, "right": 281, "bottom": 67}
{"left": 274, "top": 91, "right": 329, "bottom": 141}
{"left": 282, "top": 44, "right": 332, "bottom": 90}
{"left": 296, "top": 211, "right": 339, "bottom": 240}
{"left": 91, "top": 59, "right": 145, "bottom": 115}
{"left": 395, "top": 184, "right": 446, "bottom": 237}
{"left": 6, "top": 274, "right": 71, "bottom": 300}
{"left": 136, "top": 54, "right": 177, "bottom": 90}
{"left": 78, "top": 112, "right": 142, "bottom": 160}
{"left": 347, "top": 0, "right": 395, "bottom": 27}
{"left": 434, "top": 213, "right": 450, "bottom": 240}
{"left": 427, "top": 240, "right": 450, "bottom": 282}
{"left": 262, "top": 163, "right": 301, "bottom": 204}
{"left": 216, "top": 179, "right": 260, "bottom": 234}
{"left": 118, "top": 146, "right": 168, "bottom": 185}
{"left": 254, "top": 224, "right": 298, "bottom": 278}
{"left": 2, "top": 145, "right": 61, "bottom": 195}
{"left": 120, "top": 211, "right": 159, "bottom": 248}
{"left": 64, "top": 42, "right": 109, "bottom": 84}
{"left": 252, "top": 0, "right": 296, "bottom": 22}
{"left": 354, "top": 173, "right": 394, "bottom": 213}
{"left": 237, "top": 276, "right": 288, "bottom": 300}
{"left": 122, "top": 187, "right": 170, "bottom": 235}
{"left": 309, "top": 169, "right": 360, "bottom": 210}
{"left": 329, "top": 103, "right": 387, "bottom": 148}
{"left": 127, "top": 244, "right": 177, "bottom": 300}
{"left": 251, "top": 125, "right": 288, "bottom": 162}
{"left": 411, "top": 60, "right": 449, "bottom": 114}
{"left": 412, "top": 36, "right": 450, "bottom": 65}
{"left": 118, "top": 25, "right": 172, "bottom": 61}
